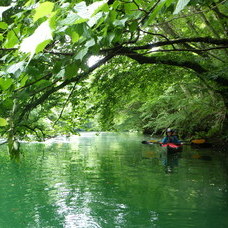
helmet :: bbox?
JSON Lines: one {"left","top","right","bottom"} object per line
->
{"left": 166, "top": 128, "right": 172, "bottom": 132}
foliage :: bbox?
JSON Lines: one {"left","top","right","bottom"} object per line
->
{"left": 83, "top": 56, "right": 225, "bottom": 138}
{"left": 0, "top": 0, "right": 228, "bottom": 156}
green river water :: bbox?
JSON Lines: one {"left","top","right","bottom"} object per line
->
{"left": 0, "top": 132, "right": 228, "bottom": 228}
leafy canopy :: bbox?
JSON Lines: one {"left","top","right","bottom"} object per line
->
{"left": 0, "top": 0, "right": 227, "bottom": 145}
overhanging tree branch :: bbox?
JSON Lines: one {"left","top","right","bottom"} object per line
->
{"left": 118, "top": 47, "right": 228, "bottom": 90}
{"left": 2, "top": 37, "right": 227, "bottom": 56}
{"left": 119, "top": 48, "right": 207, "bottom": 73}
{"left": 17, "top": 51, "right": 118, "bottom": 121}
{"left": 144, "top": 46, "right": 228, "bottom": 54}
{"left": 129, "top": 37, "right": 228, "bottom": 51}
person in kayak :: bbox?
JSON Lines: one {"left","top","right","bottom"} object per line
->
{"left": 161, "top": 128, "right": 181, "bottom": 145}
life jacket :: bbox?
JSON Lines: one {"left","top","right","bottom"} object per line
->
{"left": 167, "top": 136, "right": 180, "bottom": 144}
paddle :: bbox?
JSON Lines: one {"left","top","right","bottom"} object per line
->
{"left": 141, "top": 140, "right": 161, "bottom": 144}
{"left": 191, "top": 139, "right": 206, "bottom": 144}
{"left": 181, "top": 139, "right": 206, "bottom": 144}
{"left": 142, "top": 139, "right": 207, "bottom": 145}
{"left": 141, "top": 140, "right": 181, "bottom": 149}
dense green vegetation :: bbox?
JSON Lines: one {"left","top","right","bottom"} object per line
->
{"left": 0, "top": 0, "right": 227, "bottom": 157}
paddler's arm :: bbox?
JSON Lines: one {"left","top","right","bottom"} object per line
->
{"left": 161, "top": 136, "right": 168, "bottom": 144}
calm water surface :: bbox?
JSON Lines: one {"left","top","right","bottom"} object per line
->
{"left": 0, "top": 132, "right": 228, "bottom": 228}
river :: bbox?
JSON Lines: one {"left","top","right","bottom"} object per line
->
{"left": 0, "top": 132, "right": 227, "bottom": 227}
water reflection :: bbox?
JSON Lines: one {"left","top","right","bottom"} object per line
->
{"left": 141, "top": 147, "right": 181, "bottom": 174}
{"left": 0, "top": 133, "right": 227, "bottom": 227}
{"left": 163, "top": 152, "right": 180, "bottom": 174}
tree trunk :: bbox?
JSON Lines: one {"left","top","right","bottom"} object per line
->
{"left": 8, "top": 130, "right": 20, "bottom": 159}
{"left": 8, "top": 99, "right": 21, "bottom": 159}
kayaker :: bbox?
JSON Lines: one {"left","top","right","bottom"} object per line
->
{"left": 161, "top": 128, "right": 181, "bottom": 144}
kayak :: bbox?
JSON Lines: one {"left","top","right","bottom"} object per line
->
{"left": 163, "top": 143, "right": 183, "bottom": 153}
{"left": 142, "top": 141, "right": 183, "bottom": 153}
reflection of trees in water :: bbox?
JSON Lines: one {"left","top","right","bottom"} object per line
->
{"left": 1, "top": 134, "right": 226, "bottom": 227}
{"left": 0, "top": 150, "right": 64, "bottom": 227}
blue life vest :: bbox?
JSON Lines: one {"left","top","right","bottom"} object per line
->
{"left": 162, "top": 135, "right": 180, "bottom": 144}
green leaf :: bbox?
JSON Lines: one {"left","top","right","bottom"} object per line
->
{"left": 88, "top": 12, "right": 103, "bottom": 27}
{"left": 71, "top": 31, "right": 80, "bottom": 43}
{"left": 74, "top": 24, "right": 85, "bottom": 37}
{"left": 0, "top": 34, "right": 3, "bottom": 41}
{"left": 0, "top": 22, "right": 8, "bottom": 29}
{"left": 56, "top": 69, "right": 65, "bottom": 78}
{"left": 1, "top": 98, "right": 13, "bottom": 109}
{"left": 74, "top": 18, "right": 88, "bottom": 25}
{"left": 33, "top": 1, "right": 55, "bottom": 22}
{"left": 74, "top": 47, "right": 88, "bottom": 61}
{"left": 113, "top": 18, "right": 128, "bottom": 27}
{"left": 165, "top": 0, "right": 175, "bottom": 7}
{"left": 74, "top": 2, "right": 87, "bottom": 14}
{"left": 0, "top": 117, "right": 8, "bottom": 127}
{"left": 124, "top": 3, "right": 138, "bottom": 14}
{"left": 20, "top": 20, "right": 52, "bottom": 56}
{"left": 26, "top": 65, "right": 44, "bottom": 77}
{"left": 92, "top": 3, "right": 109, "bottom": 16}
{"left": 174, "top": 0, "right": 191, "bottom": 14}
{"left": 111, "top": 0, "right": 120, "bottom": 9}
{"left": 16, "top": 90, "right": 31, "bottom": 100}
{"left": 20, "top": 75, "right": 29, "bottom": 87}
{"left": 49, "top": 11, "right": 58, "bottom": 29}
{"left": 35, "top": 39, "right": 51, "bottom": 53}
{"left": 60, "top": 12, "right": 80, "bottom": 25}
{"left": 0, "top": 6, "right": 11, "bottom": 20}
{"left": 144, "top": 1, "right": 167, "bottom": 26}
{"left": 75, "top": 1, "right": 107, "bottom": 19}
{"left": 0, "top": 78, "right": 13, "bottom": 90}
{"left": 89, "top": 44, "right": 100, "bottom": 55}
{"left": 25, "top": 0, "right": 36, "bottom": 7}
{"left": 85, "top": 39, "right": 95, "bottom": 48}
{"left": 107, "top": 32, "right": 115, "bottom": 44}
{"left": 65, "top": 63, "right": 79, "bottom": 78}
{"left": 7, "top": 61, "right": 25, "bottom": 74}
{"left": 3, "top": 30, "right": 18, "bottom": 48}
{"left": 129, "top": 21, "right": 138, "bottom": 32}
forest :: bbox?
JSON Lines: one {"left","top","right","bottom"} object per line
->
{"left": 0, "top": 0, "right": 228, "bottom": 158}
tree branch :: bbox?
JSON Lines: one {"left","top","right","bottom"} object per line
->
{"left": 2, "top": 37, "right": 228, "bottom": 56}
{"left": 52, "top": 81, "right": 78, "bottom": 127}
{"left": 119, "top": 48, "right": 207, "bottom": 74}
{"left": 140, "top": 0, "right": 161, "bottom": 25}
{"left": 17, "top": 51, "right": 119, "bottom": 121}
{"left": 144, "top": 46, "right": 228, "bottom": 54}
{"left": 22, "top": 124, "right": 46, "bottom": 140}
{"left": 14, "top": 73, "right": 52, "bottom": 92}
{"left": 129, "top": 37, "right": 228, "bottom": 51}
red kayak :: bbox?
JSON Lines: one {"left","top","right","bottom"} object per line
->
{"left": 142, "top": 141, "right": 182, "bottom": 153}
{"left": 161, "top": 143, "right": 183, "bottom": 153}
